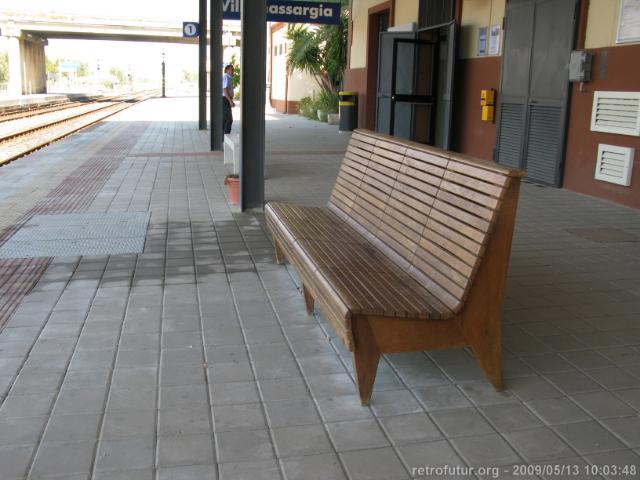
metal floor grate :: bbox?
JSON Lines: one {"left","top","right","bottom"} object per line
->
{"left": 0, "top": 212, "right": 150, "bottom": 258}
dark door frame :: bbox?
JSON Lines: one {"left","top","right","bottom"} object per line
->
{"left": 365, "top": 1, "right": 394, "bottom": 130}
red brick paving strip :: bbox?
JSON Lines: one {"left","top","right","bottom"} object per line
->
{"left": 0, "top": 122, "right": 150, "bottom": 329}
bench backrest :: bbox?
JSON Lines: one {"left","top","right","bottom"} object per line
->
{"left": 328, "top": 129, "right": 523, "bottom": 313}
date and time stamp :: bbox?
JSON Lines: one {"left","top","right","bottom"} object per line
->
{"left": 411, "top": 464, "right": 638, "bottom": 478}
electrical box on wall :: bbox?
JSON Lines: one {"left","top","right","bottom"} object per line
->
{"left": 569, "top": 50, "right": 593, "bottom": 82}
{"left": 480, "top": 89, "right": 495, "bottom": 106}
{"left": 481, "top": 89, "right": 495, "bottom": 122}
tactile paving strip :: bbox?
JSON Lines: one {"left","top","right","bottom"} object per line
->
{"left": 0, "top": 212, "right": 150, "bottom": 259}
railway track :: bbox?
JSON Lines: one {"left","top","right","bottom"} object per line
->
{"left": 0, "top": 90, "right": 157, "bottom": 166}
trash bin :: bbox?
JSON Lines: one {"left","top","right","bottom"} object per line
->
{"left": 339, "top": 91, "right": 358, "bottom": 132}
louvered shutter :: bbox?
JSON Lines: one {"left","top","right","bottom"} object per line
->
{"left": 590, "top": 92, "right": 640, "bottom": 136}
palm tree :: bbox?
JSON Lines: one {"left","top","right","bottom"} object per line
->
{"left": 285, "top": 1, "right": 348, "bottom": 94}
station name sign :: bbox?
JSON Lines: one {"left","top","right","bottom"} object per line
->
{"left": 223, "top": 0, "right": 341, "bottom": 25}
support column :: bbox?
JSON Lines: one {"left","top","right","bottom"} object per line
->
{"left": 7, "top": 35, "right": 23, "bottom": 96}
{"left": 198, "top": 0, "right": 208, "bottom": 130}
{"left": 240, "top": 0, "right": 267, "bottom": 210}
{"left": 210, "top": 0, "right": 223, "bottom": 150}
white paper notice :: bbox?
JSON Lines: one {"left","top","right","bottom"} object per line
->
{"left": 618, "top": 0, "right": 640, "bottom": 43}
{"left": 489, "top": 25, "right": 501, "bottom": 55}
{"left": 478, "top": 27, "right": 488, "bottom": 56}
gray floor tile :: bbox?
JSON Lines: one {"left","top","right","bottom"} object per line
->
{"left": 370, "top": 390, "right": 422, "bottom": 417}
{"left": 282, "top": 453, "right": 347, "bottom": 480}
{"left": 264, "top": 397, "right": 321, "bottom": 427}
{"left": 451, "top": 433, "right": 521, "bottom": 467}
{"left": 0, "top": 415, "right": 46, "bottom": 448}
{"left": 0, "top": 392, "right": 55, "bottom": 418}
{"left": 210, "top": 381, "right": 260, "bottom": 405}
{"left": 0, "top": 444, "right": 36, "bottom": 479}
{"left": 216, "top": 429, "right": 275, "bottom": 463}
{"left": 458, "top": 382, "right": 517, "bottom": 406}
{"left": 159, "top": 405, "right": 212, "bottom": 436}
{"left": 94, "top": 469, "right": 154, "bottom": 480}
{"left": 102, "top": 409, "right": 156, "bottom": 439}
{"left": 308, "top": 373, "right": 357, "bottom": 398}
{"left": 42, "top": 413, "right": 101, "bottom": 443}
{"left": 259, "top": 377, "right": 309, "bottom": 401}
{"left": 55, "top": 386, "right": 109, "bottom": 415}
{"left": 340, "top": 447, "right": 408, "bottom": 480}
{"left": 616, "top": 388, "right": 640, "bottom": 411}
{"left": 508, "top": 376, "right": 562, "bottom": 401}
{"left": 218, "top": 460, "right": 280, "bottom": 480}
{"left": 480, "top": 403, "right": 543, "bottom": 431}
{"left": 413, "top": 384, "right": 472, "bottom": 411}
{"left": 213, "top": 403, "right": 266, "bottom": 431}
{"left": 398, "top": 440, "right": 466, "bottom": 471}
{"left": 525, "top": 396, "right": 591, "bottom": 425}
{"left": 553, "top": 421, "right": 626, "bottom": 455}
{"left": 95, "top": 437, "right": 155, "bottom": 472}
{"left": 326, "top": 419, "right": 389, "bottom": 451}
{"left": 107, "top": 387, "right": 156, "bottom": 412}
{"left": 157, "top": 434, "right": 215, "bottom": 467}
{"left": 602, "top": 417, "right": 640, "bottom": 448}
{"left": 505, "top": 426, "right": 576, "bottom": 461}
{"left": 431, "top": 407, "right": 495, "bottom": 437}
{"left": 157, "top": 464, "right": 217, "bottom": 480}
{"left": 573, "top": 390, "right": 637, "bottom": 418}
{"left": 379, "top": 413, "right": 442, "bottom": 445}
{"left": 30, "top": 440, "right": 96, "bottom": 477}
{"left": 316, "top": 395, "right": 374, "bottom": 422}
{"left": 272, "top": 424, "right": 333, "bottom": 457}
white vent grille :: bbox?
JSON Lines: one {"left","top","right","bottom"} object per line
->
{"left": 590, "top": 91, "right": 640, "bottom": 136}
{"left": 594, "top": 144, "right": 634, "bottom": 186}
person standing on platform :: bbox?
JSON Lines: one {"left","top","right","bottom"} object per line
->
{"left": 222, "top": 65, "right": 235, "bottom": 135}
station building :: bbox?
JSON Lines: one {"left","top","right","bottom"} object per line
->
{"left": 269, "top": 22, "right": 322, "bottom": 114}
{"left": 344, "top": 0, "right": 640, "bottom": 209}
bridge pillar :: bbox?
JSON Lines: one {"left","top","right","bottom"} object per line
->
{"left": 6, "top": 27, "right": 47, "bottom": 96}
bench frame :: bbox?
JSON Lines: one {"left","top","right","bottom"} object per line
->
{"left": 269, "top": 130, "right": 522, "bottom": 405}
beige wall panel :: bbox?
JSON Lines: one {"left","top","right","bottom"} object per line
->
{"left": 460, "top": 0, "right": 505, "bottom": 59}
{"left": 395, "top": 0, "right": 419, "bottom": 25}
{"left": 350, "top": 0, "right": 382, "bottom": 69}
{"left": 585, "top": 0, "right": 620, "bottom": 49}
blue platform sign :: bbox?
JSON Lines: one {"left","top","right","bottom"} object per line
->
{"left": 182, "top": 22, "right": 200, "bottom": 37}
{"left": 223, "top": 0, "right": 341, "bottom": 25}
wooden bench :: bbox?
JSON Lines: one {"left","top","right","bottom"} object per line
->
{"left": 265, "top": 129, "right": 524, "bottom": 405}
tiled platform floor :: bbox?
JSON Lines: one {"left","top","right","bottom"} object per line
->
{"left": 0, "top": 97, "right": 639, "bottom": 480}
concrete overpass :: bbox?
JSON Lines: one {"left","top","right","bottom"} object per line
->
{"left": 0, "top": 12, "right": 241, "bottom": 95}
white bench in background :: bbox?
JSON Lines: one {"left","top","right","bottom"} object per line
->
{"left": 224, "top": 133, "right": 241, "bottom": 174}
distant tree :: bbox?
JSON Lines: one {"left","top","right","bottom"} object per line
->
{"left": 109, "top": 67, "right": 126, "bottom": 85}
{"left": 183, "top": 69, "right": 198, "bottom": 84}
{"left": 76, "top": 61, "right": 90, "bottom": 77}
{"left": 45, "top": 57, "right": 59, "bottom": 76}
{"left": 0, "top": 51, "right": 8, "bottom": 84}
{"left": 229, "top": 53, "right": 240, "bottom": 86}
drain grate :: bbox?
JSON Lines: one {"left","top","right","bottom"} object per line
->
{"left": 0, "top": 212, "right": 150, "bottom": 258}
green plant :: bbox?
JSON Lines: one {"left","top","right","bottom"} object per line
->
{"left": 286, "top": 0, "right": 349, "bottom": 94}
{"left": 316, "top": 88, "right": 339, "bottom": 114}
{"left": 0, "top": 51, "right": 9, "bottom": 84}
{"left": 299, "top": 95, "right": 317, "bottom": 119}
{"left": 229, "top": 53, "right": 241, "bottom": 87}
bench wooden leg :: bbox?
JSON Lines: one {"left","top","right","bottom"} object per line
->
{"left": 302, "top": 284, "right": 314, "bottom": 315}
{"left": 469, "top": 321, "right": 503, "bottom": 391}
{"left": 351, "top": 317, "right": 380, "bottom": 406}
{"left": 274, "top": 239, "right": 285, "bottom": 264}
